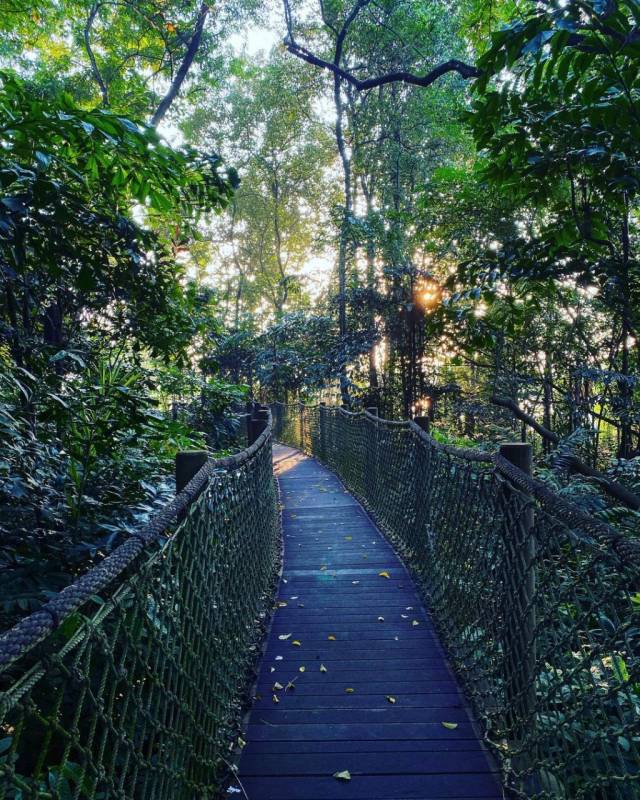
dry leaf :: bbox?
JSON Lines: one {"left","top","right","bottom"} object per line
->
{"left": 345, "top": 687, "right": 355, "bottom": 693}
{"left": 277, "top": 601, "right": 287, "bottom": 608}
{"left": 299, "top": 666, "right": 306, "bottom": 672}
{"left": 273, "top": 682, "right": 283, "bottom": 690}
{"left": 292, "top": 640, "right": 301, "bottom": 646}
{"left": 333, "top": 770, "right": 351, "bottom": 782}
{"left": 377, "top": 616, "right": 385, "bottom": 622}
{"left": 320, "top": 664, "right": 328, "bottom": 672}
{"left": 272, "top": 694, "right": 279, "bottom": 704}
{"left": 386, "top": 696, "right": 396, "bottom": 704}
{"left": 278, "top": 634, "right": 292, "bottom": 641}
{"left": 328, "top": 634, "right": 336, "bottom": 641}
{"left": 352, "top": 580, "right": 360, "bottom": 585}
{"left": 442, "top": 721, "right": 458, "bottom": 730}
{"left": 378, "top": 571, "right": 390, "bottom": 579}
{"left": 412, "top": 620, "right": 420, "bottom": 627}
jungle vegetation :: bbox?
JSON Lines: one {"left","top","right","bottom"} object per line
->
{"left": 1, "top": 0, "right": 640, "bottom": 625}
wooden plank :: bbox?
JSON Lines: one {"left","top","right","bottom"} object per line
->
{"left": 250, "top": 708, "right": 472, "bottom": 724}
{"left": 246, "top": 722, "right": 481, "bottom": 742}
{"left": 239, "top": 750, "right": 498, "bottom": 775}
{"left": 238, "top": 775, "right": 502, "bottom": 799}
{"left": 250, "top": 693, "right": 466, "bottom": 709}
{"left": 243, "top": 739, "right": 487, "bottom": 755}
{"left": 237, "top": 444, "right": 502, "bottom": 800}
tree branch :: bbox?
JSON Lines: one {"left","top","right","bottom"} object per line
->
{"left": 84, "top": 3, "right": 109, "bottom": 107}
{"left": 284, "top": 38, "right": 481, "bottom": 90}
{"left": 281, "top": 0, "right": 480, "bottom": 91}
{"left": 150, "top": 2, "right": 209, "bottom": 127}
{"left": 491, "top": 394, "right": 640, "bottom": 510}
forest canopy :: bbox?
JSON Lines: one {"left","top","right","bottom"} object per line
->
{"left": 1, "top": 0, "right": 640, "bottom": 625}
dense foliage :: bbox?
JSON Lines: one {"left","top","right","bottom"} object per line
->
{"left": 1, "top": 0, "right": 640, "bottom": 618}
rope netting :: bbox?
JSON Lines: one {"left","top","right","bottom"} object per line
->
{"left": 0, "top": 421, "right": 279, "bottom": 800}
{"left": 272, "top": 402, "right": 640, "bottom": 800}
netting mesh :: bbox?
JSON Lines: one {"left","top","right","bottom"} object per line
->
{"left": 273, "top": 403, "right": 640, "bottom": 800}
{"left": 0, "top": 426, "right": 279, "bottom": 800}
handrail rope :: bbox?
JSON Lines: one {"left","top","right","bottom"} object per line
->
{"left": 0, "top": 416, "right": 273, "bottom": 668}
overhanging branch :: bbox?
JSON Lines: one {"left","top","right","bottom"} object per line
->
{"left": 284, "top": 38, "right": 481, "bottom": 90}
{"left": 282, "top": 0, "right": 480, "bottom": 92}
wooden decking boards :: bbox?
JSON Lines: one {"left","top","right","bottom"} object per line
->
{"left": 237, "top": 444, "right": 504, "bottom": 800}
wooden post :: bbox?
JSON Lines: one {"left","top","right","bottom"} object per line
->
{"left": 299, "top": 402, "right": 305, "bottom": 452}
{"left": 414, "top": 415, "right": 430, "bottom": 433}
{"left": 248, "top": 408, "right": 269, "bottom": 446}
{"left": 499, "top": 442, "right": 536, "bottom": 740}
{"left": 365, "top": 407, "right": 378, "bottom": 501}
{"left": 175, "top": 450, "right": 208, "bottom": 493}
{"left": 319, "top": 402, "right": 327, "bottom": 462}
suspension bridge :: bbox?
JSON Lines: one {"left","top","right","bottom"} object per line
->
{"left": 0, "top": 403, "right": 638, "bottom": 799}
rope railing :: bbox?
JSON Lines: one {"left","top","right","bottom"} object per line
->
{"left": 0, "top": 417, "right": 279, "bottom": 799}
{"left": 272, "top": 402, "right": 640, "bottom": 800}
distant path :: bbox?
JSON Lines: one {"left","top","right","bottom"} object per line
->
{"left": 237, "top": 444, "right": 503, "bottom": 800}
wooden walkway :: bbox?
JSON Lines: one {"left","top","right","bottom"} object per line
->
{"left": 237, "top": 444, "right": 503, "bottom": 800}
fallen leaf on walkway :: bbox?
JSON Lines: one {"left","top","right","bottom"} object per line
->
{"left": 378, "top": 571, "right": 390, "bottom": 579}
{"left": 412, "top": 620, "right": 420, "bottom": 626}
{"left": 345, "top": 536, "right": 352, "bottom": 541}
{"left": 328, "top": 634, "right": 336, "bottom": 641}
{"left": 277, "top": 601, "right": 287, "bottom": 607}
{"left": 442, "top": 722, "right": 458, "bottom": 730}
{"left": 286, "top": 680, "right": 296, "bottom": 691}
{"left": 278, "top": 634, "right": 292, "bottom": 640}
{"left": 272, "top": 694, "right": 279, "bottom": 704}
{"left": 320, "top": 664, "right": 327, "bottom": 672}
{"left": 320, "top": 565, "right": 327, "bottom": 571}
{"left": 386, "top": 696, "right": 396, "bottom": 704}
{"left": 345, "top": 687, "right": 355, "bottom": 693}
{"left": 273, "top": 682, "right": 283, "bottom": 690}
{"left": 333, "top": 770, "right": 351, "bottom": 782}
{"left": 299, "top": 666, "right": 305, "bottom": 672}
{"left": 378, "top": 616, "right": 385, "bottom": 622}
{"left": 275, "top": 656, "right": 283, "bottom": 661}
{"left": 292, "top": 640, "right": 301, "bottom": 646}
{"left": 352, "top": 580, "right": 360, "bottom": 585}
